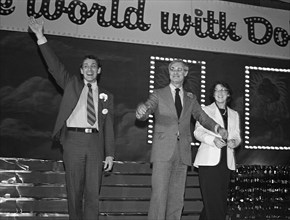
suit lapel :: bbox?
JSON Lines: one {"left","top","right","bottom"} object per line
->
{"left": 227, "top": 108, "right": 233, "bottom": 132}
{"left": 161, "top": 86, "right": 177, "bottom": 117}
{"left": 180, "top": 91, "right": 190, "bottom": 119}
{"left": 76, "top": 80, "right": 84, "bottom": 97}
{"left": 70, "top": 79, "right": 84, "bottom": 111}
{"left": 98, "top": 87, "right": 105, "bottom": 127}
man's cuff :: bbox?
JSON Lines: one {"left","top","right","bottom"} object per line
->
{"left": 136, "top": 111, "right": 143, "bottom": 119}
{"left": 106, "top": 156, "right": 114, "bottom": 160}
{"left": 37, "top": 36, "right": 47, "bottom": 45}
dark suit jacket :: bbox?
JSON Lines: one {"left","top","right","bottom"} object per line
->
{"left": 39, "top": 42, "right": 115, "bottom": 158}
{"left": 140, "top": 86, "right": 217, "bottom": 166}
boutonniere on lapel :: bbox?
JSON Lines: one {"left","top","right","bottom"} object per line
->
{"left": 99, "top": 93, "right": 108, "bottom": 115}
{"left": 102, "top": 109, "right": 108, "bottom": 115}
{"left": 99, "top": 93, "right": 108, "bottom": 102}
{"left": 186, "top": 92, "right": 194, "bottom": 98}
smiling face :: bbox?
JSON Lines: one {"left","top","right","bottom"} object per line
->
{"left": 80, "top": 58, "right": 101, "bottom": 83}
{"left": 168, "top": 61, "right": 188, "bottom": 87}
{"left": 214, "top": 84, "right": 229, "bottom": 107}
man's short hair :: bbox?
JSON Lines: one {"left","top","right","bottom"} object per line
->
{"left": 168, "top": 59, "right": 189, "bottom": 71}
{"left": 80, "top": 55, "right": 102, "bottom": 69}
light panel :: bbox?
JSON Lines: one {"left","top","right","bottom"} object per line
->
{"left": 244, "top": 66, "right": 290, "bottom": 150}
{"left": 148, "top": 56, "right": 206, "bottom": 146}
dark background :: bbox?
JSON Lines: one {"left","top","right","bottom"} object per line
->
{"left": 0, "top": 29, "right": 289, "bottom": 165}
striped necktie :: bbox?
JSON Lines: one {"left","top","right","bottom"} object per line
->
{"left": 87, "top": 83, "right": 96, "bottom": 126}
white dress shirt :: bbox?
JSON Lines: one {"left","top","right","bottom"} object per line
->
{"left": 66, "top": 81, "right": 99, "bottom": 129}
{"left": 169, "top": 83, "right": 184, "bottom": 106}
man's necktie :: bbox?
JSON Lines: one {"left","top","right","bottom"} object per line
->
{"left": 175, "top": 88, "right": 182, "bottom": 118}
{"left": 87, "top": 83, "right": 96, "bottom": 126}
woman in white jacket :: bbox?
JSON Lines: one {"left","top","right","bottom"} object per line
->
{"left": 194, "top": 81, "right": 241, "bottom": 220}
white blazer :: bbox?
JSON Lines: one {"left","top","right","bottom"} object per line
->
{"left": 193, "top": 102, "right": 241, "bottom": 170}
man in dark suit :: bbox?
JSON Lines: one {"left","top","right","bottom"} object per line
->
{"left": 136, "top": 60, "right": 228, "bottom": 220}
{"left": 28, "top": 17, "right": 115, "bottom": 220}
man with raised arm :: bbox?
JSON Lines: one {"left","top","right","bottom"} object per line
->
{"left": 28, "top": 17, "right": 115, "bottom": 220}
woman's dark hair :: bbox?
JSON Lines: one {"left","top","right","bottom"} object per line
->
{"left": 209, "top": 81, "right": 233, "bottom": 104}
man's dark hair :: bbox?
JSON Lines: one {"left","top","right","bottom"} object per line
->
{"left": 80, "top": 55, "right": 102, "bottom": 69}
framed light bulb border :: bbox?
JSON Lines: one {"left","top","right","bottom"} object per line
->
{"left": 147, "top": 56, "right": 206, "bottom": 146}
{"left": 244, "top": 66, "right": 290, "bottom": 150}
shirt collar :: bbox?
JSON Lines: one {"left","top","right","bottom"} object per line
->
{"left": 169, "top": 83, "right": 183, "bottom": 93}
{"left": 84, "top": 80, "right": 98, "bottom": 90}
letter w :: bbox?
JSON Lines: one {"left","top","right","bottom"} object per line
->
{"left": 161, "top": 12, "right": 191, "bottom": 36}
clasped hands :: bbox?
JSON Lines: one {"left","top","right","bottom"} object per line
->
{"left": 214, "top": 126, "right": 236, "bottom": 149}
{"left": 214, "top": 137, "right": 237, "bottom": 149}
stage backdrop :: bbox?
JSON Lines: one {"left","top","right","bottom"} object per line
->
{"left": 0, "top": 0, "right": 290, "bottom": 165}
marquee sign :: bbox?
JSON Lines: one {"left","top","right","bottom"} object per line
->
{"left": 1, "top": 0, "right": 289, "bottom": 59}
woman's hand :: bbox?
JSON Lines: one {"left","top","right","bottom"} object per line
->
{"left": 213, "top": 137, "right": 227, "bottom": 149}
{"left": 227, "top": 139, "right": 237, "bottom": 149}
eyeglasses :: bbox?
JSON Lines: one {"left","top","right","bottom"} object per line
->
{"left": 215, "top": 88, "right": 228, "bottom": 93}
{"left": 169, "top": 67, "right": 185, "bottom": 72}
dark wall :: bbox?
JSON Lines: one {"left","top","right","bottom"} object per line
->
{"left": 0, "top": 30, "right": 289, "bottom": 165}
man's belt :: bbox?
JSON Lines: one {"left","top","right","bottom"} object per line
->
{"left": 67, "top": 127, "right": 98, "bottom": 133}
